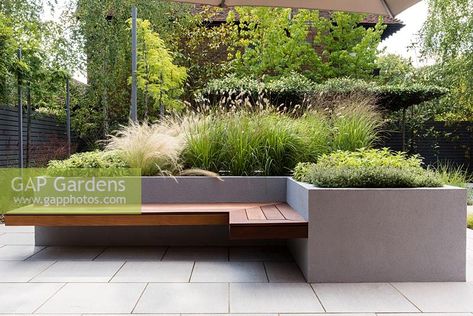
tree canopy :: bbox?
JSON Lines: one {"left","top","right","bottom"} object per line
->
{"left": 420, "top": 0, "right": 473, "bottom": 120}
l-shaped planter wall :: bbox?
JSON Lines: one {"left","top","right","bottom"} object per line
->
{"left": 286, "top": 178, "right": 467, "bottom": 282}
{"left": 35, "top": 176, "right": 467, "bottom": 282}
{"left": 35, "top": 176, "right": 288, "bottom": 246}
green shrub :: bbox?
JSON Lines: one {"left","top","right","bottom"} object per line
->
{"left": 310, "top": 78, "right": 448, "bottom": 111}
{"left": 468, "top": 214, "right": 473, "bottom": 229}
{"left": 104, "top": 120, "right": 186, "bottom": 176}
{"left": 197, "top": 73, "right": 316, "bottom": 107}
{"left": 293, "top": 162, "right": 313, "bottom": 183}
{"left": 48, "top": 151, "right": 128, "bottom": 169}
{"left": 198, "top": 76, "right": 447, "bottom": 111}
{"left": 293, "top": 148, "right": 442, "bottom": 188}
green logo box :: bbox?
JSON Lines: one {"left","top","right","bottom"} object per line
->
{"left": 0, "top": 168, "right": 141, "bottom": 215}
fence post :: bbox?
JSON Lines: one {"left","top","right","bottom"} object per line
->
{"left": 130, "top": 6, "right": 138, "bottom": 122}
{"left": 17, "top": 47, "right": 24, "bottom": 169}
{"left": 26, "top": 83, "right": 31, "bottom": 167}
{"left": 66, "top": 78, "right": 71, "bottom": 157}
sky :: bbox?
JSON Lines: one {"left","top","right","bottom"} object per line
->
{"left": 42, "top": 0, "right": 429, "bottom": 82}
{"left": 378, "top": 1, "right": 428, "bottom": 66}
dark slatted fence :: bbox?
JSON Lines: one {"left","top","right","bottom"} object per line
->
{"left": 380, "top": 121, "right": 473, "bottom": 172}
{"left": 0, "top": 106, "right": 76, "bottom": 167}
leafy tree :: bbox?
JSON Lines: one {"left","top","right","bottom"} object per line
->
{"left": 376, "top": 54, "right": 415, "bottom": 85}
{"left": 0, "top": 12, "right": 14, "bottom": 102}
{"left": 0, "top": 0, "right": 76, "bottom": 111}
{"left": 420, "top": 0, "right": 473, "bottom": 120}
{"left": 227, "top": 8, "right": 385, "bottom": 82}
{"left": 72, "top": 0, "right": 193, "bottom": 140}
{"left": 176, "top": 6, "right": 235, "bottom": 99}
{"left": 135, "top": 19, "right": 187, "bottom": 118}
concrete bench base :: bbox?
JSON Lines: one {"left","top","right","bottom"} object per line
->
{"left": 35, "top": 226, "right": 284, "bottom": 246}
{"left": 287, "top": 179, "right": 467, "bottom": 282}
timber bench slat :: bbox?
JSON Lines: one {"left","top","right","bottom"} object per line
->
{"left": 4, "top": 202, "right": 308, "bottom": 239}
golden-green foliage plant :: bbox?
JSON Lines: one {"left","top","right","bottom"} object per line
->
{"left": 468, "top": 214, "right": 473, "bottom": 229}
{"left": 134, "top": 19, "right": 187, "bottom": 116}
{"left": 105, "top": 120, "right": 186, "bottom": 176}
{"left": 48, "top": 151, "right": 128, "bottom": 169}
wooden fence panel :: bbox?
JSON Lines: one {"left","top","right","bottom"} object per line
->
{"left": 0, "top": 106, "right": 76, "bottom": 167}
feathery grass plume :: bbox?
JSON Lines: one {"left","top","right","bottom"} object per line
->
{"left": 105, "top": 119, "right": 185, "bottom": 176}
{"left": 330, "top": 95, "right": 383, "bottom": 151}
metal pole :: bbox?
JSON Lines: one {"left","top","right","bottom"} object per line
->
{"left": 130, "top": 6, "right": 138, "bottom": 122}
{"left": 401, "top": 108, "right": 406, "bottom": 152}
{"left": 17, "top": 47, "right": 24, "bottom": 169}
{"left": 66, "top": 78, "right": 71, "bottom": 157}
{"left": 26, "top": 83, "right": 31, "bottom": 167}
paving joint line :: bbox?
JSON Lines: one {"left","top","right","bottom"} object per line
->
{"left": 107, "top": 260, "right": 127, "bottom": 283}
{"left": 131, "top": 282, "right": 149, "bottom": 314}
{"left": 188, "top": 261, "right": 196, "bottom": 283}
{"left": 32, "top": 281, "right": 67, "bottom": 313}
{"left": 389, "top": 282, "right": 423, "bottom": 312}
{"left": 310, "top": 283, "right": 327, "bottom": 312}
{"left": 26, "top": 260, "right": 57, "bottom": 282}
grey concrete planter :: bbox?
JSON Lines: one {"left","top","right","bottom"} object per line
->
{"left": 286, "top": 178, "right": 467, "bottom": 282}
{"left": 36, "top": 176, "right": 288, "bottom": 246}
{"left": 141, "top": 176, "right": 287, "bottom": 203}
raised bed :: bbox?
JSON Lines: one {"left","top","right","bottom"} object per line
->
{"left": 7, "top": 175, "right": 467, "bottom": 282}
{"left": 286, "top": 178, "right": 467, "bottom": 282}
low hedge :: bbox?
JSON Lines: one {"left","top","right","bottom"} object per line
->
{"left": 197, "top": 75, "right": 448, "bottom": 111}
{"left": 293, "top": 148, "right": 442, "bottom": 188}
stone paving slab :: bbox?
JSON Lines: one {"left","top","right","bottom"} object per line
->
{"left": 0, "top": 245, "right": 43, "bottom": 260}
{"left": 31, "top": 261, "right": 125, "bottom": 282}
{"left": 191, "top": 261, "right": 267, "bottom": 282}
{"left": 312, "top": 283, "right": 419, "bottom": 313}
{"left": 230, "top": 283, "right": 324, "bottom": 313}
{"left": 134, "top": 283, "right": 229, "bottom": 313}
{"left": 111, "top": 261, "right": 194, "bottom": 282}
{"left": 0, "top": 283, "right": 64, "bottom": 313}
{"left": 27, "top": 246, "right": 105, "bottom": 261}
{"left": 0, "top": 260, "right": 54, "bottom": 282}
{"left": 36, "top": 283, "right": 146, "bottom": 314}
{"left": 163, "top": 246, "right": 228, "bottom": 261}
{"left": 0, "top": 225, "right": 471, "bottom": 315}
{"left": 264, "top": 261, "right": 306, "bottom": 282}
{"left": 95, "top": 246, "right": 167, "bottom": 261}
{"left": 392, "top": 282, "right": 473, "bottom": 312}
{"left": 0, "top": 232, "right": 35, "bottom": 245}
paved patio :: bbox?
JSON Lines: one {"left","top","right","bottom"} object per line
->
{"left": 0, "top": 225, "right": 472, "bottom": 315}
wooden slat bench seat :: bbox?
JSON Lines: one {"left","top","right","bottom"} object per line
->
{"left": 4, "top": 202, "right": 308, "bottom": 240}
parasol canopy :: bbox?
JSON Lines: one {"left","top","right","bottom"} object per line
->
{"left": 171, "top": 0, "right": 421, "bottom": 17}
